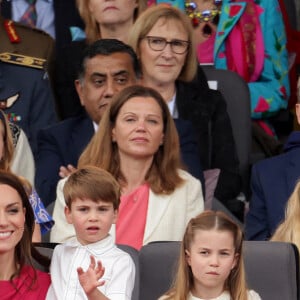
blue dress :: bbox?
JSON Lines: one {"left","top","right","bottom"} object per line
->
{"left": 29, "top": 189, "right": 54, "bottom": 235}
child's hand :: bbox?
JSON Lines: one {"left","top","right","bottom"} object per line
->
{"left": 77, "top": 255, "right": 105, "bottom": 295}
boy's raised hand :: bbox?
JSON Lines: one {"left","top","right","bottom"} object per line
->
{"left": 77, "top": 255, "right": 105, "bottom": 296}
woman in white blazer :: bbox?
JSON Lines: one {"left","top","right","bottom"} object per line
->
{"left": 50, "top": 85, "right": 204, "bottom": 248}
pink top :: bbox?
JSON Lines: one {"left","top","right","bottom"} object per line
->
{"left": 197, "top": 33, "right": 216, "bottom": 64}
{"left": 0, "top": 265, "right": 51, "bottom": 299}
{"left": 116, "top": 184, "right": 150, "bottom": 250}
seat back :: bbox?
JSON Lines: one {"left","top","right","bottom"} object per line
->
{"left": 243, "top": 241, "right": 299, "bottom": 300}
{"left": 139, "top": 241, "right": 180, "bottom": 300}
{"left": 117, "top": 244, "right": 140, "bottom": 300}
{"left": 31, "top": 243, "right": 56, "bottom": 272}
{"left": 139, "top": 240, "right": 300, "bottom": 300}
{"left": 202, "top": 66, "right": 252, "bottom": 196}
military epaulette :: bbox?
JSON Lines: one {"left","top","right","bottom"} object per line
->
{"left": 0, "top": 52, "right": 46, "bottom": 69}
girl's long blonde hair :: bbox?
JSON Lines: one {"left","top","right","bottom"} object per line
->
{"left": 162, "top": 211, "right": 249, "bottom": 300}
{"left": 271, "top": 181, "right": 300, "bottom": 251}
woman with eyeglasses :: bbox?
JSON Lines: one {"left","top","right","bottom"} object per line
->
{"left": 184, "top": 0, "right": 290, "bottom": 154}
{"left": 129, "top": 5, "right": 244, "bottom": 221}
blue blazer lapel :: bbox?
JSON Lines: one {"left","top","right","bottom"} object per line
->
{"left": 71, "top": 117, "right": 94, "bottom": 161}
{"left": 285, "top": 150, "right": 300, "bottom": 196}
{"left": 215, "top": 2, "right": 246, "bottom": 55}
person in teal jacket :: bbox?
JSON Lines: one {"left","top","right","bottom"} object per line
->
{"left": 153, "top": 0, "right": 290, "bottom": 139}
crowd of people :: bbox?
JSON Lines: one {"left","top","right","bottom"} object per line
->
{"left": 0, "top": 0, "right": 300, "bottom": 299}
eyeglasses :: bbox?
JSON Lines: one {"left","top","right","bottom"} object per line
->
{"left": 144, "top": 36, "right": 190, "bottom": 54}
{"left": 185, "top": 1, "right": 222, "bottom": 28}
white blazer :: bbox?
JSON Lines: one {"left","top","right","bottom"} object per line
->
{"left": 11, "top": 129, "right": 35, "bottom": 186}
{"left": 50, "top": 170, "right": 204, "bottom": 244}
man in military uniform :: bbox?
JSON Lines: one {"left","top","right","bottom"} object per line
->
{"left": 0, "top": 13, "right": 57, "bottom": 158}
{"left": 0, "top": 0, "right": 84, "bottom": 51}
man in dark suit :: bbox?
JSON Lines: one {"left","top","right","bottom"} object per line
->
{"left": 36, "top": 39, "right": 204, "bottom": 207}
{"left": 245, "top": 93, "right": 300, "bottom": 240}
{"left": 0, "top": 0, "right": 84, "bottom": 50}
{"left": 0, "top": 14, "right": 57, "bottom": 156}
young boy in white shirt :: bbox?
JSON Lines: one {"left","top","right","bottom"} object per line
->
{"left": 46, "top": 166, "right": 135, "bottom": 300}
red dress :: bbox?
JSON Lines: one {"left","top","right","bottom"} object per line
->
{"left": 0, "top": 265, "right": 51, "bottom": 299}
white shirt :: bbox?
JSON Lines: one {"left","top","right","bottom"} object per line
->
{"left": 46, "top": 235, "right": 135, "bottom": 300}
{"left": 12, "top": 0, "right": 55, "bottom": 38}
{"left": 187, "top": 290, "right": 262, "bottom": 300}
{"left": 93, "top": 120, "right": 99, "bottom": 132}
{"left": 167, "top": 93, "right": 178, "bottom": 118}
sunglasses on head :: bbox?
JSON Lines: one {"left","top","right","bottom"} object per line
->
{"left": 185, "top": 0, "right": 222, "bottom": 28}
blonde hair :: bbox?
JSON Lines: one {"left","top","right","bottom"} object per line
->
{"left": 78, "top": 85, "right": 184, "bottom": 194}
{"left": 163, "top": 211, "right": 249, "bottom": 300}
{"left": 76, "top": 0, "right": 147, "bottom": 44}
{"left": 128, "top": 4, "right": 197, "bottom": 82}
{"left": 0, "top": 110, "right": 14, "bottom": 171}
{"left": 271, "top": 180, "right": 300, "bottom": 252}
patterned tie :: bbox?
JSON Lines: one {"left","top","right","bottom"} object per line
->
{"left": 20, "top": 0, "right": 37, "bottom": 28}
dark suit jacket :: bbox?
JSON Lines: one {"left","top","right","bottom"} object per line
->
{"left": 53, "top": 41, "right": 85, "bottom": 119}
{"left": 176, "top": 79, "right": 241, "bottom": 202}
{"left": 35, "top": 114, "right": 204, "bottom": 207}
{"left": 245, "top": 132, "right": 300, "bottom": 241}
{"left": 0, "top": 61, "right": 57, "bottom": 156}
{"left": 35, "top": 114, "right": 93, "bottom": 207}
{"left": 0, "top": 0, "right": 84, "bottom": 51}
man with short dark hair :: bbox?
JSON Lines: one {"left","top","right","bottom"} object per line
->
{"left": 35, "top": 39, "right": 139, "bottom": 206}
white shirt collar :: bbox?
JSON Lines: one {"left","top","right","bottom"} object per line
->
{"left": 188, "top": 290, "right": 230, "bottom": 300}
{"left": 65, "top": 234, "right": 116, "bottom": 255}
{"left": 167, "top": 92, "right": 178, "bottom": 118}
{"left": 93, "top": 121, "right": 99, "bottom": 132}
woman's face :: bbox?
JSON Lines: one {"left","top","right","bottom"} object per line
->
{"left": 89, "top": 0, "right": 138, "bottom": 26}
{"left": 188, "top": 0, "right": 219, "bottom": 43}
{"left": 0, "top": 184, "right": 25, "bottom": 256}
{"left": 139, "top": 18, "right": 188, "bottom": 86}
{"left": 112, "top": 96, "right": 164, "bottom": 160}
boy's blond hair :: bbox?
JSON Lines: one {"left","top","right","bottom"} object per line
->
{"left": 63, "top": 166, "right": 121, "bottom": 210}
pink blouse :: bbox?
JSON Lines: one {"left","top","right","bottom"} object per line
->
{"left": 197, "top": 33, "right": 216, "bottom": 64}
{"left": 116, "top": 184, "right": 150, "bottom": 250}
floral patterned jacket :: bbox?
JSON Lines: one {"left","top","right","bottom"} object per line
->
{"left": 214, "top": 0, "right": 290, "bottom": 119}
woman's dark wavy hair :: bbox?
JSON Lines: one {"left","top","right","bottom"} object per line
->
{"left": 0, "top": 171, "right": 50, "bottom": 287}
